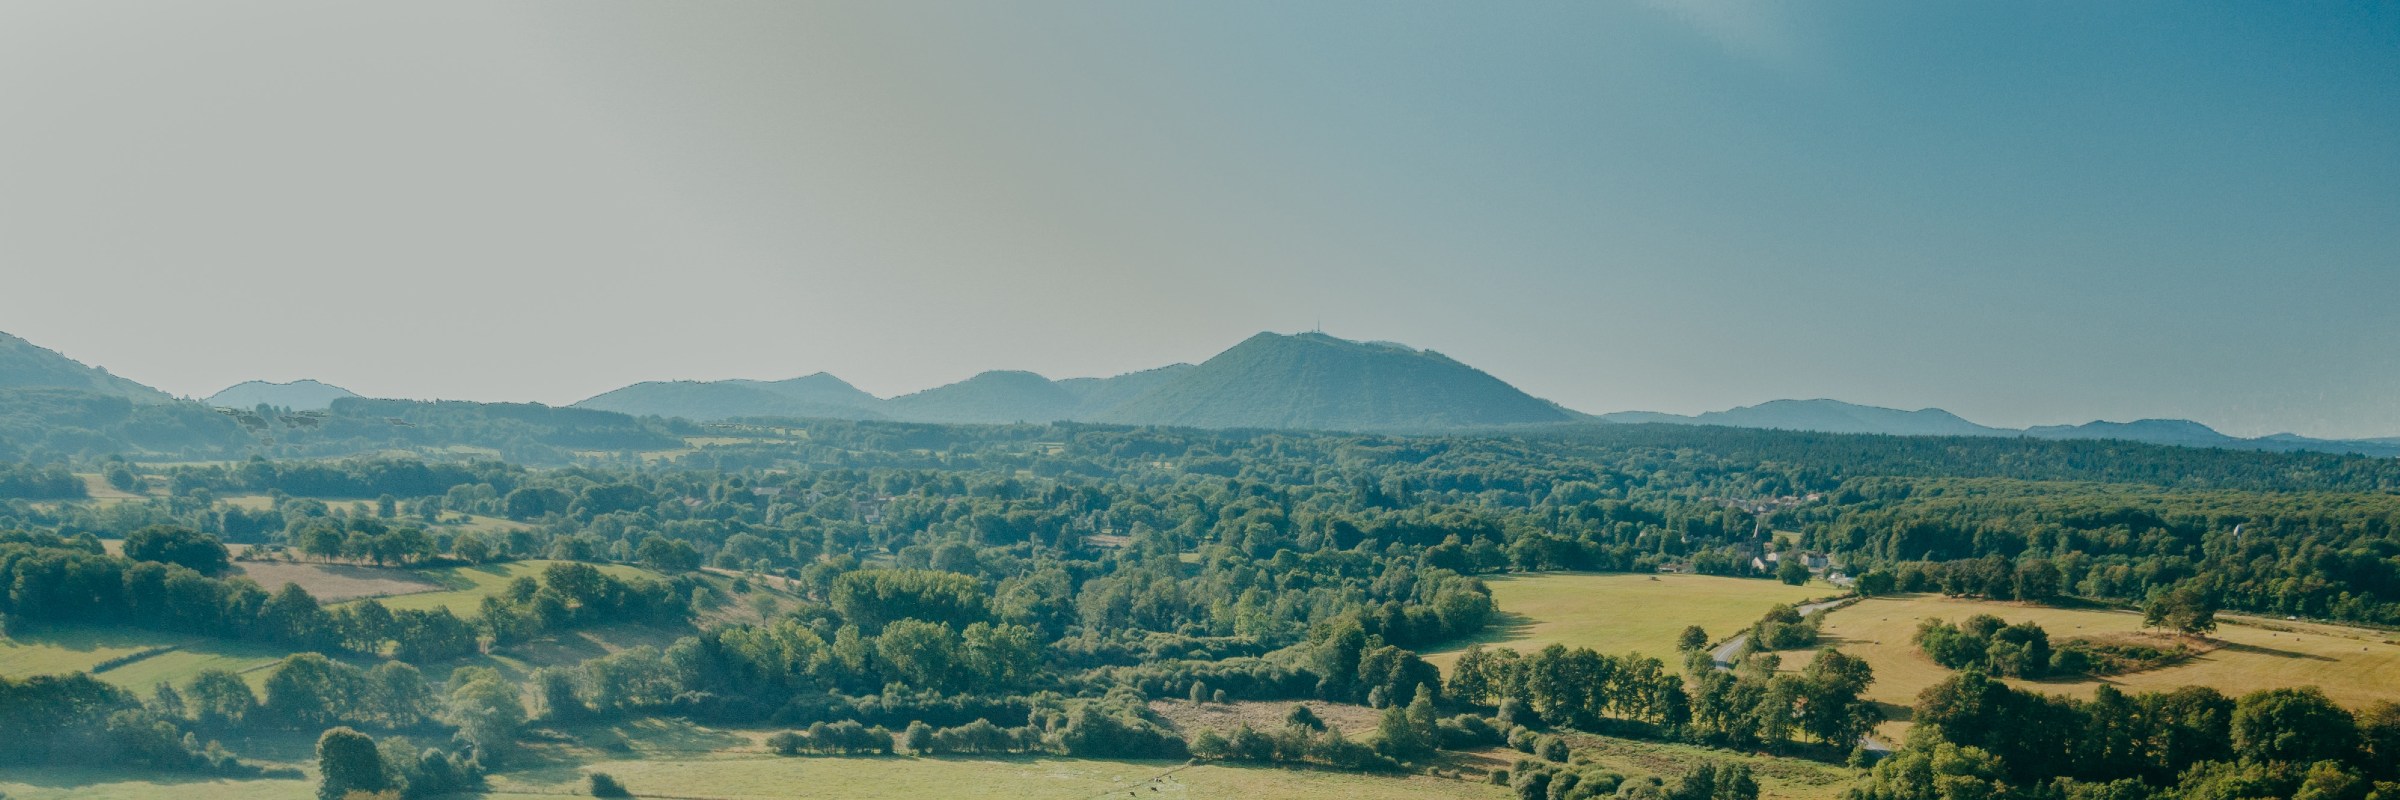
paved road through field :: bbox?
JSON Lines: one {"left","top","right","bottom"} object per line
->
{"left": 1709, "top": 598, "right": 1849, "bottom": 668}
{"left": 1706, "top": 597, "right": 1892, "bottom": 753}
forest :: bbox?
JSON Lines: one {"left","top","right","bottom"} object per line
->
{"left": 1, "top": 416, "right": 2396, "bottom": 799}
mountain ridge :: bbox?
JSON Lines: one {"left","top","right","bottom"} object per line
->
{"left": 1603, "top": 399, "right": 2400, "bottom": 457}
{"left": 569, "top": 332, "right": 1576, "bottom": 432}
{"left": 1089, "top": 332, "right": 1574, "bottom": 430}
{"left": 0, "top": 331, "right": 177, "bottom": 404}
{"left": 8, "top": 327, "right": 2393, "bottom": 453}
{"left": 204, "top": 379, "right": 360, "bottom": 411}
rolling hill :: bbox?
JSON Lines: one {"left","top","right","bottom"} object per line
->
{"left": 574, "top": 380, "right": 885, "bottom": 421}
{"left": 1600, "top": 399, "right": 2009, "bottom": 437}
{"left": 882, "top": 370, "right": 1082, "bottom": 424}
{"left": 1056, "top": 363, "right": 1194, "bottom": 418}
{"left": 204, "top": 379, "right": 360, "bottom": 410}
{"left": 0, "top": 331, "right": 176, "bottom": 403}
{"left": 568, "top": 332, "right": 1579, "bottom": 432}
{"left": 1605, "top": 400, "right": 2400, "bottom": 456}
{"left": 1088, "top": 332, "right": 1577, "bottom": 430}
{"left": 724, "top": 373, "right": 883, "bottom": 410}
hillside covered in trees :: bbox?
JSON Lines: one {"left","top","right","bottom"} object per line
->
{"left": 3, "top": 411, "right": 2398, "bottom": 798}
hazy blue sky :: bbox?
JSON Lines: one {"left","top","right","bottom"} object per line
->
{"left": 2, "top": 2, "right": 2395, "bottom": 437}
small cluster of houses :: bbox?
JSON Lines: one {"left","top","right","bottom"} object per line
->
{"left": 1656, "top": 546, "right": 1852, "bottom": 587}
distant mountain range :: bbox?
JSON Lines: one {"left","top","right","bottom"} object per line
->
{"left": 574, "top": 332, "right": 1576, "bottom": 431}
{"left": 5, "top": 327, "right": 2398, "bottom": 457}
{"left": 1601, "top": 399, "right": 2400, "bottom": 458}
{"left": 205, "top": 379, "right": 360, "bottom": 411}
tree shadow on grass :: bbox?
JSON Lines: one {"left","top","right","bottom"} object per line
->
{"left": 2, "top": 622, "right": 187, "bottom": 654}
{"left": 497, "top": 719, "right": 764, "bottom": 788}
{"left": 0, "top": 765, "right": 307, "bottom": 791}
{"left": 617, "top": 718, "right": 752, "bottom": 755}
{"left": 1420, "top": 610, "right": 1539, "bottom": 654}
{"left": 2212, "top": 640, "right": 2336, "bottom": 662}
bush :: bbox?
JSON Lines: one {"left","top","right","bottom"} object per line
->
{"left": 589, "top": 771, "right": 630, "bottom": 797}
{"left": 765, "top": 730, "right": 802, "bottom": 756}
{"left": 1437, "top": 714, "right": 1503, "bottom": 749}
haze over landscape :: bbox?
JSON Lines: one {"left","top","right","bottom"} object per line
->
{"left": 2, "top": 2, "right": 2396, "bottom": 438}
{"left": 7, "top": 6, "right": 2400, "bottom": 800}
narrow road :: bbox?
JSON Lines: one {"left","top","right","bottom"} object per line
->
{"left": 1709, "top": 597, "right": 1849, "bottom": 669}
{"left": 1707, "top": 596, "right": 1891, "bottom": 754}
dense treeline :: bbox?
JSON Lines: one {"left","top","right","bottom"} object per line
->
{"left": 0, "top": 671, "right": 286, "bottom": 776}
{"left": 1528, "top": 423, "right": 2400, "bottom": 494}
{"left": 2, "top": 413, "right": 2397, "bottom": 795}
{"left": 0, "top": 387, "right": 695, "bottom": 464}
{"left": 0, "top": 530, "right": 691, "bottom": 662}
{"left": 1817, "top": 480, "right": 2400, "bottom": 624}
{"left": 11, "top": 415, "right": 2398, "bottom": 629}
{"left": 1851, "top": 670, "right": 2400, "bottom": 800}
{"left": 0, "top": 460, "right": 82, "bottom": 499}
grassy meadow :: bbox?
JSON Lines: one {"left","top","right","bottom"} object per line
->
{"left": 336, "top": 560, "right": 659, "bottom": 614}
{"left": 494, "top": 754, "right": 1510, "bottom": 800}
{"left": 0, "top": 560, "right": 748, "bottom": 691}
{"left": 0, "top": 768, "right": 314, "bottom": 800}
{"left": 1551, "top": 735, "right": 1855, "bottom": 800}
{"left": 1766, "top": 594, "right": 2400, "bottom": 737}
{"left": 1421, "top": 572, "right": 1831, "bottom": 668}
{"left": 0, "top": 625, "right": 288, "bottom": 690}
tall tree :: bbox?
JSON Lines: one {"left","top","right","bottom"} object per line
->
{"left": 315, "top": 727, "right": 387, "bottom": 800}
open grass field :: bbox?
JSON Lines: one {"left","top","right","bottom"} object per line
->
{"left": 0, "top": 768, "right": 313, "bottom": 800}
{"left": 0, "top": 625, "right": 288, "bottom": 689}
{"left": 1422, "top": 572, "right": 1833, "bottom": 668}
{"left": 341, "top": 560, "right": 659, "bottom": 614}
{"left": 490, "top": 751, "right": 1507, "bottom": 800}
{"left": 1768, "top": 594, "right": 2400, "bottom": 736}
{"left": 73, "top": 473, "right": 148, "bottom": 500}
{"left": 1547, "top": 735, "right": 1856, "bottom": 800}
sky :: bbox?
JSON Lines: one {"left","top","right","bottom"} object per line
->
{"left": 1, "top": 1, "right": 2395, "bottom": 438}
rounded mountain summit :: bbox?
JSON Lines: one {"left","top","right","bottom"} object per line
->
{"left": 1087, "top": 332, "right": 1577, "bottom": 430}
{"left": 573, "top": 332, "right": 1579, "bottom": 431}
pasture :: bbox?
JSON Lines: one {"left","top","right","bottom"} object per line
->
{"left": 0, "top": 768, "right": 312, "bottom": 800}
{"left": 1771, "top": 595, "right": 2400, "bottom": 729}
{"left": 0, "top": 625, "right": 285, "bottom": 689}
{"left": 490, "top": 752, "right": 1507, "bottom": 800}
{"left": 1421, "top": 572, "right": 1831, "bottom": 668}
{"left": 339, "top": 560, "right": 659, "bottom": 614}
{"left": 1551, "top": 735, "right": 1854, "bottom": 800}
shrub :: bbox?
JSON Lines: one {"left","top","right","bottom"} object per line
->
{"left": 589, "top": 771, "right": 630, "bottom": 797}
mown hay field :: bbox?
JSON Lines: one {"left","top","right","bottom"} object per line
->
{"left": 233, "top": 560, "right": 447, "bottom": 602}
{"left": 1769, "top": 594, "right": 2400, "bottom": 734}
{"left": 1422, "top": 572, "right": 1832, "bottom": 668}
